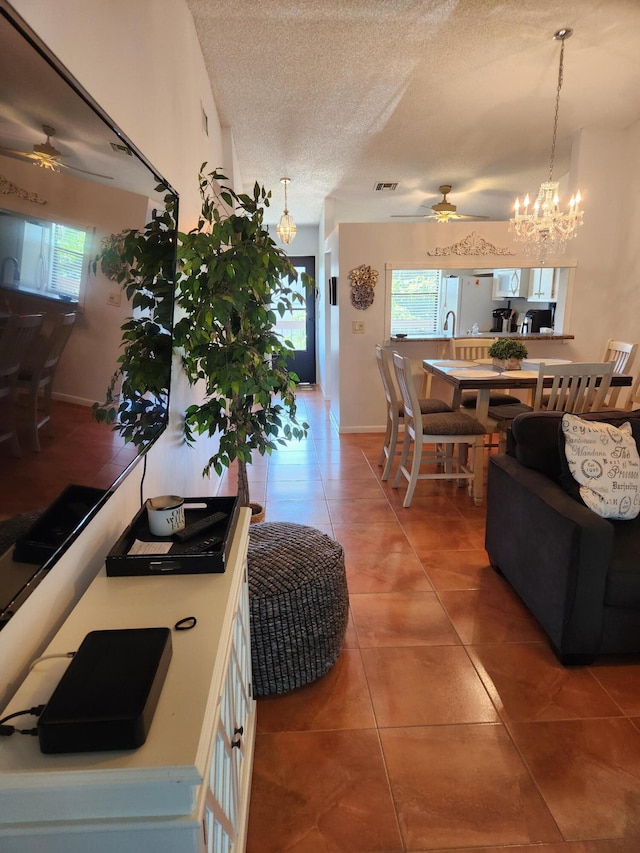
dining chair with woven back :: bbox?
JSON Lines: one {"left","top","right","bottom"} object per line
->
{"left": 488, "top": 360, "right": 616, "bottom": 453}
{"left": 391, "top": 352, "right": 486, "bottom": 507}
{"left": 375, "top": 344, "right": 452, "bottom": 480}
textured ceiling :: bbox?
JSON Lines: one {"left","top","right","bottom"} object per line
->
{"left": 186, "top": 0, "right": 640, "bottom": 226}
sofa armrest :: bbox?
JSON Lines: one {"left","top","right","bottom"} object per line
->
{"left": 486, "top": 454, "right": 615, "bottom": 658}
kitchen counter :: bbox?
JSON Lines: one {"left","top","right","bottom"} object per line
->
{"left": 391, "top": 332, "right": 574, "bottom": 342}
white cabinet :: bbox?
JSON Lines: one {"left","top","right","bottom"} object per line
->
{"left": 0, "top": 509, "right": 255, "bottom": 853}
{"left": 492, "top": 269, "right": 528, "bottom": 298}
{"left": 527, "top": 267, "right": 557, "bottom": 302}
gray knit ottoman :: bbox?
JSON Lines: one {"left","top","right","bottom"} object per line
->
{"left": 247, "top": 522, "right": 348, "bottom": 697}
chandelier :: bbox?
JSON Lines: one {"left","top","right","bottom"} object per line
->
{"left": 276, "top": 177, "right": 297, "bottom": 245}
{"left": 510, "top": 28, "right": 583, "bottom": 260}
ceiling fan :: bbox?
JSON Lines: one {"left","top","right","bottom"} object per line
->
{"left": 0, "top": 124, "right": 113, "bottom": 179}
{"left": 392, "top": 185, "right": 489, "bottom": 223}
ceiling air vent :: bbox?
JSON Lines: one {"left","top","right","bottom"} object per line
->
{"left": 109, "top": 142, "right": 133, "bottom": 156}
{"left": 373, "top": 181, "right": 398, "bottom": 192}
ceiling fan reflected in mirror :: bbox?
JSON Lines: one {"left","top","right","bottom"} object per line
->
{"left": 392, "top": 185, "right": 490, "bottom": 223}
{"left": 0, "top": 124, "right": 114, "bottom": 179}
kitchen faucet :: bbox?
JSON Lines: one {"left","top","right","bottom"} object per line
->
{"left": 0, "top": 256, "right": 20, "bottom": 286}
{"left": 443, "top": 310, "right": 456, "bottom": 337}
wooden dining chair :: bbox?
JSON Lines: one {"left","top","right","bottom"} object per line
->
{"left": 450, "top": 337, "right": 521, "bottom": 410}
{"left": 0, "top": 313, "right": 45, "bottom": 457}
{"left": 391, "top": 352, "right": 486, "bottom": 507}
{"left": 600, "top": 338, "right": 637, "bottom": 408}
{"left": 375, "top": 344, "right": 451, "bottom": 480}
{"left": 488, "top": 361, "right": 616, "bottom": 452}
{"left": 18, "top": 312, "right": 77, "bottom": 451}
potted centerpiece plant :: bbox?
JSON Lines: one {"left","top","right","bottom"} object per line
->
{"left": 92, "top": 186, "right": 177, "bottom": 448}
{"left": 488, "top": 338, "right": 529, "bottom": 370}
{"left": 173, "top": 165, "right": 311, "bottom": 519}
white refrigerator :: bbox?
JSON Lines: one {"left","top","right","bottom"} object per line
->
{"left": 440, "top": 275, "right": 496, "bottom": 335}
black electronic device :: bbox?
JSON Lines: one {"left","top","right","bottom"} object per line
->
{"left": 37, "top": 628, "right": 172, "bottom": 754}
{"left": 524, "top": 308, "right": 553, "bottom": 333}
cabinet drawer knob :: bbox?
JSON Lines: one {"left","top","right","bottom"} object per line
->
{"left": 234, "top": 726, "right": 244, "bottom": 736}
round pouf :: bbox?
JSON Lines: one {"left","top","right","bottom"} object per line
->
{"left": 247, "top": 522, "right": 348, "bottom": 697}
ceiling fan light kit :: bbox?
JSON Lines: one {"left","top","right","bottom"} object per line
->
{"left": 510, "top": 28, "right": 584, "bottom": 260}
{"left": 392, "top": 184, "right": 490, "bottom": 223}
{"left": 276, "top": 176, "right": 297, "bottom": 244}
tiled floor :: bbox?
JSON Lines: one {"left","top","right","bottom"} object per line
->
{"left": 227, "top": 387, "right": 640, "bottom": 853}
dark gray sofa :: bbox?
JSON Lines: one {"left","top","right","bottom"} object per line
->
{"left": 485, "top": 408, "right": 640, "bottom": 664}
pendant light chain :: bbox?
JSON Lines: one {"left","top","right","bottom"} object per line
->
{"left": 548, "top": 33, "right": 566, "bottom": 183}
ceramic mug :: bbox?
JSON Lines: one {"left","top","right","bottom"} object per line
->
{"left": 145, "top": 495, "right": 185, "bottom": 536}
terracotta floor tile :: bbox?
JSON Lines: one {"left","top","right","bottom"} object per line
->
{"left": 350, "top": 590, "right": 460, "bottom": 647}
{"left": 264, "top": 500, "right": 331, "bottom": 525}
{"left": 321, "top": 479, "right": 385, "bottom": 499}
{"left": 421, "top": 841, "right": 640, "bottom": 853}
{"left": 509, "top": 717, "right": 640, "bottom": 840}
{"left": 345, "top": 550, "right": 433, "bottom": 594}
{"left": 589, "top": 661, "right": 640, "bottom": 715}
{"left": 332, "top": 522, "right": 409, "bottom": 555}
{"left": 439, "top": 583, "right": 546, "bottom": 645}
{"left": 321, "top": 461, "right": 379, "bottom": 480}
{"left": 266, "top": 479, "right": 327, "bottom": 501}
{"left": 418, "top": 548, "right": 497, "bottom": 590}
{"left": 247, "top": 729, "right": 403, "bottom": 853}
{"left": 343, "top": 609, "right": 359, "bottom": 648}
{"left": 256, "top": 649, "right": 375, "bottom": 733}
{"left": 326, "top": 497, "right": 397, "bottom": 524}
{"left": 380, "top": 723, "right": 562, "bottom": 849}
{"left": 262, "top": 463, "right": 322, "bottom": 481}
{"left": 469, "top": 642, "right": 624, "bottom": 722}
{"left": 362, "top": 645, "right": 498, "bottom": 727}
{"left": 401, "top": 517, "right": 485, "bottom": 550}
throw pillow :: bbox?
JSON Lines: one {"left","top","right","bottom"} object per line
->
{"left": 560, "top": 412, "right": 640, "bottom": 520}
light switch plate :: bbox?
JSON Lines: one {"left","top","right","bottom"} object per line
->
{"left": 352, "top": 320, "right": 365, "bottom": 333}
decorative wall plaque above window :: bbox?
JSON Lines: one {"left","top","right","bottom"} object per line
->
{"left": 426, "top": 231, "right": 515, "bottom": 257}
{"left": 349, "top": 264, "right": 378, "bottom": 309}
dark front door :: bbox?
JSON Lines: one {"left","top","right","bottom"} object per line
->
{"left": 275, "top": 255, "right": 316, "bottom": 384}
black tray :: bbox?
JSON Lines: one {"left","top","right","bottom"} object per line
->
{"left": 13, "top": 485, "right": 110, "bottom": 565}
{"left": 105, "top": 496, "right": 239, "bottom": 576}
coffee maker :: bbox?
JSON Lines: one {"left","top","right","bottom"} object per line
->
{"left": 523, "top": 308, "right": 553, "bottom": 333}
{"left": 491, "top": 307, "right": 517, "bottom": 333}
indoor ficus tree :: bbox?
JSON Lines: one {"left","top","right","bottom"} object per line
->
{"left": 173, "top": 165, "right": 311, "bottom": 511}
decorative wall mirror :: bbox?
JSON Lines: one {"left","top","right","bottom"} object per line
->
{"left": 0, "top": 1, "right": 178, "bottom": 623}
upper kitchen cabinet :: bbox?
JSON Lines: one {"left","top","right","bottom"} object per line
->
{"left": 527, "top": 267, "right": 557, "bottom": 302}
{"left": 492, "top": 269, "right": 529, "bottom": 299}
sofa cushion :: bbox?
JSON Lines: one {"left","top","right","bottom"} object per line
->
{"left": 605, "top": 515, "right": 640, "bottom": 606}
{"left": 509, "top": 409, "right": 640, "bottom": 483}
{"left": 559, "top": 413, "right": 640, "bottom": 520}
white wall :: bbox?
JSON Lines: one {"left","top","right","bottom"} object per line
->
{"left": 0, "top": 0, "right": 231, "bottom": 710}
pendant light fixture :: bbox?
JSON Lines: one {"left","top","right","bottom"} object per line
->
{"left": 276, "top": 177, "right": 297, "bottom": 245}
{"left": 510, "top": 28, "right": 584, "bottom": 261}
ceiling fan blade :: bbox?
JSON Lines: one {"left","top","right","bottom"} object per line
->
{"left": 450, "top": 213, "right": 490, "bottom": 221}
{"left": 0, "top": 147, "right": 39, "bottom": 161}
{"left": 60, "top": 162, "right": 114, "bottom": 180}
{"left": 390, "top": 214, "right": 432, "bottom": 219}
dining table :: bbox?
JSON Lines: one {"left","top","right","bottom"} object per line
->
{"left": 422, "top": 357, "right": 633, "bottom": 427}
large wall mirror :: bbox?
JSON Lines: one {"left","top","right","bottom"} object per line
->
{"left": 0, "top": 1, "right": 178, "bottom": 623}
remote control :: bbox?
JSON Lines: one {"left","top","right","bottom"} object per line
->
{"left": 182, "top": 534, "right": 224, "bottom": 554}
{"left": 174, "top": 511, "right": 228, "bottom": 542}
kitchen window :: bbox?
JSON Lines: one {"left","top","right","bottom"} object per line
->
{"left": 389, "top": 268, "right": 442, "bottom": 336}
{"left": 0, "top": 209, "right": 93, "bottom": 306}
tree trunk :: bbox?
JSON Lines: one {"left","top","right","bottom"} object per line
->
{"left": 237, "top": 459, "right": 250, "bottom": 508}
